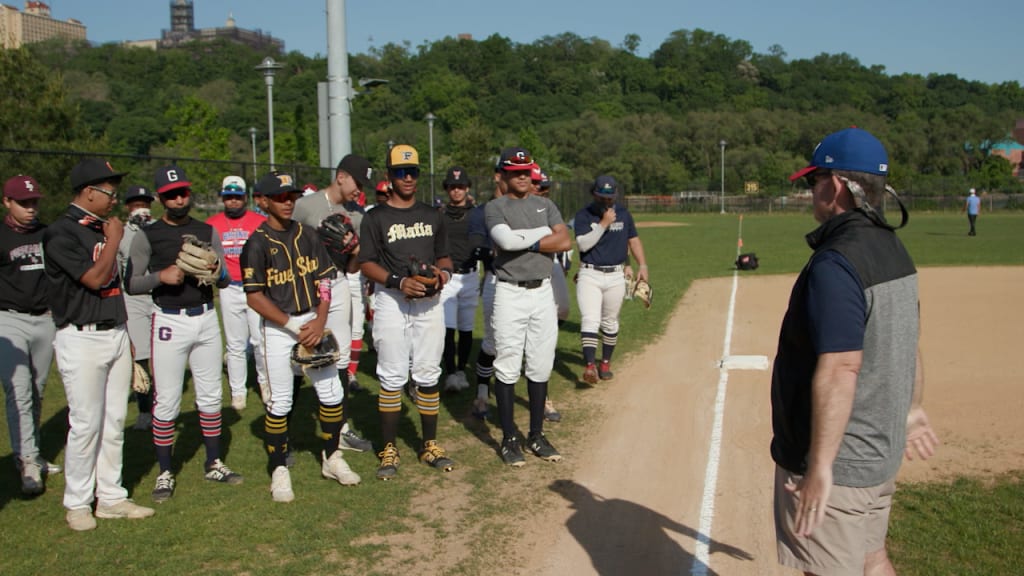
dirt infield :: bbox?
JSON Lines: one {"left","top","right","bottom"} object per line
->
{"left": 520, "top": 266, "right": 1023, "bottom": 575}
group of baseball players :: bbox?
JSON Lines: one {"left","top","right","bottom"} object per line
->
{"left": 0, "top": 143, "right": 649, "bottom": 529}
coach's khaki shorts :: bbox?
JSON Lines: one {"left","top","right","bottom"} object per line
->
{"left": 774, "top": 465, "right": 895, "bottom": 576}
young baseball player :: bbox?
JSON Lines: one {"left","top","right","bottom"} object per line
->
{"left": 292, "top": 154, "right": 375, "bottom": 452}
{"left": 45, "top": 158, "right": 155, "bottom": 530}
{"left": 439, "top": 166, "right": 478, "bottom": 392}
{"left": 573, "top": 175, "right": 648, "bottom": 384}
{"left": 485, "top": 147, "right": 571, "bottom": 466}
{"left": 1, "top": 175, "right": 58, "bottom": 495}
{"left": 127, "top": 165, "right": 242, "bottom": 503}
{"left": 207, "top": 175, "right": 266, "bottom": 412}
{"left": 241, "top": 171, "right": 360, "bottom": 502}
{"left": 359, "top": 144, "right": 456, "bottom": 480}
{"left": 117, "top": 185, "right": 156, "bottom": 431}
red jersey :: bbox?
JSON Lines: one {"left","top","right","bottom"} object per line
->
{"left": 207, "top": 210, "right": 267, "bottom": 282}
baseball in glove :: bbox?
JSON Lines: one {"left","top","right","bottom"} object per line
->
{"left": 290, "top": 329, "right": 342, "bottom": 370}
{"left": 131, "top": 362, "right": 151, "bottom": 394}
{"left": 632, "top": 279, "right": 653, "bottom": 309}
{"left": 176, "top": 234, "right": 221, "bottom": 286}
{"left": 318, "top": 213, "right": 359, "bottom": 269}
{"left": 408, "top": 257, "right": 439, "bottom": 297}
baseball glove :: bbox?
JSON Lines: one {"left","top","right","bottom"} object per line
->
{"left": 290, "top": 329, "right": 341, "bottom": 370}
{"left": 408, "top": 257, "right": 439, "bottom": 297}
{"left": 176, "top": 234, "right": 221, "bottom": 286}
{"left": 131, "top": 362, "right": 151, "bottom": 394}
{"left": 632, "top": 279, "right": 653, "bottom": 309}
{"left": 318, "top": 213, "right": 359, "bottom": 269}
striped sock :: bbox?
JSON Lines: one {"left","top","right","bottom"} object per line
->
{"left": 476, "top": 351, "right": 495, "bottom": 387}
{"left": 319, "top": 402, "right": 343, "bottom": 457}
{"left": 264, "top": 413, "right": 288, "bottom": 470}
{"left": 348, "top": 340, "right": 362, "bottom": 377}
{"left": 378, "top": 388, "right": 402, "bottom": 445}
{"left": 601, "top": 330, "right": 618, "bottom": 362}
{"left": 581, "top": 331, "right": 599, "bottom": 365}
{"left": 199, "top": 410, "right": 222, "bottom": 467}
{"left": 152, "top": 417, "right": 176, "bottom": 472}
{"left": 416, "top": 386, "right": 440, "bottom": 442}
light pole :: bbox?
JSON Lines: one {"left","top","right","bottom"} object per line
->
{"left": 425, "top": 112, "right": 436, "bottom": 203}
{"left": 255, "top": 56, "right": 283, "bottom": 169}
{"left": 248, "top": 127, "right": 258, "bottom": 175}
{"left": 719, "top": 139, "right": 727, "bottom": 214}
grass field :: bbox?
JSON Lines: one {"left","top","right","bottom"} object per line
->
{"left": 0, "top": 211, "right": 1021, "bottom": 575}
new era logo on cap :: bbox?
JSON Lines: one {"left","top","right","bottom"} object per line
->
{"left": 790, "top": 127, "right": 889, "bottom": 181}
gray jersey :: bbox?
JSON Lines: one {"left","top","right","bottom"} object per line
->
{"left": 293, "top": 189, "right": 362, "bottom": 232}
{"left": 484, "top": 194, "right": 563, "bottom": 282}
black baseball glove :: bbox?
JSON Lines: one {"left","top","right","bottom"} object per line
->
{"left": 408, "top": 257, "right": 439, "bottom": 297}
{"left": 318, "top": 213, "right": 359, "bottom": 269}
{"left": 290, "top": 329, "right": 342, "bottom": 370}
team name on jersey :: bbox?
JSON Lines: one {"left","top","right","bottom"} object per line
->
{"left": 9, "top": 242, "right": 44, "bottom": 269}
{"left": 609, "top": 222, "right": 624, "bottom": 232}
{"left": 263, "top": 255, "right": 321, "bottom": 287}
{"left": 386, "top": 222, "right": 434, "bottom": 243}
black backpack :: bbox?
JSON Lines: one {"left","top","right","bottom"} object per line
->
{"left": 735, "top": 253, "right": 759, "bottom": 270}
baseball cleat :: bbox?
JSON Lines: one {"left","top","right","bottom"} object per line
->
{"left": 322, "top": 450, "right": 361, "bottom": 485}
{"left": 151, "top": 470, "right": 176, "bottom": 503}
{"left": 270, "top": 466, "right": 294, "bottom": 502}
{"left": 339, "top": 424, "right": 373, "bottom": 452}
{"left": 454, "top": 370, "right": 470, "bottom": 390}
{"left": 526, "top": 432, "right": 562, "bottom": 462}
{"left": 419, "top": 440, "right": 455, "bottom": 472}
{"left": 471, "top": 397, "right": 490, "bottom": 419}
{"left": 347, "top": 375, "right": 367, "bottom": 394}
{"left": 376, "top": 443, "right": 401, "bottom": 480}
{"left": 581, "top": 363, "right": 598, "bottom": 385}
{"left": 66, "top": 508, "right": 97, "bottom": 531}
{"left": 598, "top": 360, "right": 614, "bottom": 380}
{"left": 95, "top": 499, "right": 155, "bottom": 519}
{"left": 444, "top": 373, "right": 462, "bottom": 392}
{"left": 205, "top": 459, "right": 244, "bottom": 485}
{"left": 19, "top": 458, "right": 43, "bottom": 495}
{"left": 134, "top": 412, "right": 153, "bottom": 431}
{"left": 231, "top": 394, "right": 247, "bottom": 411}
{"left": 544, "top": 399, "right": 562, "bottom": 423}
{"left": 500, "top": 435, "right": 526, "bottom": 467}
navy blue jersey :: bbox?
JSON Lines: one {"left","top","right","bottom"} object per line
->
{"left": 573, "top": 202, "right": 637, "bottom": 266}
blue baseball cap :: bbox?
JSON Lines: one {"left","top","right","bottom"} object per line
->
{"left": 221, "top": 175, "right": 247, "bottom": 196}
{"left": 592, "top": 175, "right": 618, "bottom": 197}
{"left": 789, "top": 127, "right": 889, "bottom": 181}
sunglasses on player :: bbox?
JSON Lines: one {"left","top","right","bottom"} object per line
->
{"left": 390, "top": 167, "right": 420, "bottom": 179}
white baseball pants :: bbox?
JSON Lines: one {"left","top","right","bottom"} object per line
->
{"left": 371, "top": 286, "right": 444, "bottom": 392}
{"left": 492, "top": 279, "right": 557, "bottom": 384}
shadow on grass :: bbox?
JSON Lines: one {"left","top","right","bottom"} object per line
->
{"left": 0, "top": 404, "right": 68, "bottom": 511}
{"left": 550, "top": 479, "right": 753, "bottom": 575}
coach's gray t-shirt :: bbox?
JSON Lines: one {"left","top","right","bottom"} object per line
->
{"left": 484, "top": 194, "right": 563, "bottom": 282}
{"left": 293, "top": 189, "right": 363, "bottom": 231}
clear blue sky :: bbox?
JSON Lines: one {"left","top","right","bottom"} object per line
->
{"left": 51, "top": 0, "right": 1024, "bottom": 85}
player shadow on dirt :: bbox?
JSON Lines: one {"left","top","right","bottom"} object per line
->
{"left": 550, "top": 479, "right": 753, "bottom": 575}
{"left": 0, "top": 405, "right": 69, "bottom": 510}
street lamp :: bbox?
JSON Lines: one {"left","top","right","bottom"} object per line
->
{"left": 248, "top": 127, "right": 258, "bottom": 176}
{"left": 255, "top": 56, "right": 283, "bottom": 169}
{"left": 425, "top": 112, "right": 436, "bottom": 203}
{"left": 719, "top": 139, "right": 727, "bottom": 214}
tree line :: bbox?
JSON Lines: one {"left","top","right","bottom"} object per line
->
{"left": 2, "top": 28, "right": 1022, "bottom": 223}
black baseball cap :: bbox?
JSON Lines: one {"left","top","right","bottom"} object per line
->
{"left": 498, "top": 147, "right": 535, "bottom": 172}
{"left": 592, "top": 175, "right": 618, "bottom": 197}
{"left": 70, "top": 158, "right": 127, "bottom": 191}
{"left": 337, "top": 154, "right": 373, "bottom": 189}
{"left": 254, "top": 171, "right": 299, "bottom": 196}
{"left": 154, "top": 165, "right": 192, "bottom": 195}
{"left": 124, "top": 185, "right": 155, "bottom": 203}
{"left": 443, "top": 167, "right": 471, "bottom": 189}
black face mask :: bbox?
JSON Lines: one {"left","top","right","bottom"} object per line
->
{"left": 165, "top": 205, "right": 191, "bottom": 220}
{"left": 225, "top": 206, "right": 246, "bottom": 219}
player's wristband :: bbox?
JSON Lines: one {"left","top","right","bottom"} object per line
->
{"left": 385, "top": 274, "right": 404, "bottom": 290}
{"left": 441, "top": 267, "right": 454, "bottom": 282}
{"left": 284, "top": 318, "right": 304, "bottom": 335}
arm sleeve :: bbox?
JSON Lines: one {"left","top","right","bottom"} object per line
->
{"left": 575, "top": 222, "right": 607, "bottom": 252}
{"left": 127, "top": 232, "right": 161, "bottom": 295}
{"left": 806, "top": 251, "right": 866, "bottom": 354}
{"left": 489, "top": 224, "right": 552, "bottom": 251}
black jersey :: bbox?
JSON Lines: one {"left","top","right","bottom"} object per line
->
{"left": 43, "top": 204, "right": 127, "bottom": 328}
{"left": 241, "top": 220, "right": 336, "bottom": 314}
{"left": 136, "top": 218, "right": 222, "bottom": 308}
{"left": 442, "top": 204, "right": 474, "bottom": 271}
{"left": 0, "top": 222, "right": 48, "bottom": 313}
{"left": 358, "top": 201, "right": 449, "bottom": 276}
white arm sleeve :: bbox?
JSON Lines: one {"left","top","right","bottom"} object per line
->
{"left": 575, "top": 222, "right": 607, "bottom": 252}
{"left": 489, "top": 224, "right": 552, "bottom": 251}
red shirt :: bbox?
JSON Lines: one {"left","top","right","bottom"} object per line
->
{"left": 206, "top": 210, "right": 266, "bottom": 282}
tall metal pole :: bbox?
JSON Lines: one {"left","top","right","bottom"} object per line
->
{"left": 425, "top": 112, "right": 436, "bottom": 202}
{"left": 255, "top": 57, "right": 282, "bottom": 169}
{"left": 719, "top": 139, "right": 727, "bottom": 214}
{"left": 249, "top": 127, "right": 258, "bottom": 176}
{"left": 326, "top": 0, "right": 351, "bottom": 166}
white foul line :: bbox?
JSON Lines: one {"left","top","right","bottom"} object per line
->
{"left": 690, "top": 217, "right": 745, "bottom": 576}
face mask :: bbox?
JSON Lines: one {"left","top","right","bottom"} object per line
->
{"left": 165, "top": 205, "right": 191, "bottom": 220}
{"left": 128, "top": 208, "right": 152, "bottom": 227}
{"left": 225, "top": 206, "right": 246, "bottom": 219}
